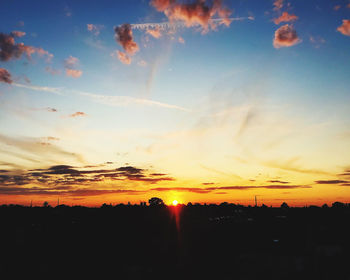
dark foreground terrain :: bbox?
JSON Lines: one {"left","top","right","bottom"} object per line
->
{"left": 0, "top": 203, "right": 349, "bottom": 279}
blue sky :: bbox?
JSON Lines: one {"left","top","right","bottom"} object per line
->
{"left": 0, "top": 0, "right": 350, "bottom": 206}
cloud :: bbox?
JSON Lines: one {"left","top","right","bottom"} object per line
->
{"left": 87, "top": 24, "right": 103, "bottom": 36}
{"left": 46, "top": 107, "right": 57, "bottom": 112}
{"left": 273, "top": 24, "right": 301, "bottom": 48}
{"left": 309, "top": 36, "right": 326, "bottom": 48}
{"left": 0, "top": 186, "right": 144, "bottom": 196}
{"left": 267, "top": 180, "right": 290, "bottom": 184}
{"left": 263, "top": 158, "right": 330, "bottom": 175}
{"left": 337, "top": 20, "right": 350, "bottom": 36}
{"left": 0, "top": 32, "right": 53, "bottom": 62}
{"left": 66, "top": 69, "right": 83, "bottom": 78}
{"left": 150, "top": 0, "right": 233, "bottom": 32}
{"left": 45, "top": 66, "right": 61, "bottom": 75}
{"left": 64, "top": 56, "right": 82, "bottom": 78}
{"left": 151, "top": 184, "right": 311, "bottom": 193}
{"left": 69, "top": 112, "right": 87, "bottom": 118}
{"left": 0, "top": 164, "right": 175, "bottom": 196}
{"left": 77, "top": 90, "right": 190, "bottom": 112}
{"left": 114, "top": 50, "right": 131, "bottom": 65}
{"left": 151, "top": 0, "right": 175, "bottom": 12}
{"left": 146, "top": 28, "right": 162, "bottom": 38}
{"left": 138, "top": 60, "right": 147, "bottom": 67}
{"left": 273, "top": 12, "right": 298, "bottom": 25}
{"left": 114, "top": 23, "right": 139, "bottom": 55}
{"left": 35, "top": 48, "right": 54, "bottom": 62}
{"left": 11, "top": 31, "right": 26, "bottom": 38}
{"left": 338, "top": 169, "right": 350, "bottom": 177}
{"left": 178, "top": 36, "right": 185, "bottom": 43}
{"left": 0, "top": 133, "right": 84, "bottom": 164}
{"left": 151, "top": 187, "right": 212, "bottom": 194}
{"left": 64, "top": 55, "right": 79, "bottom": 68}
{"left": 273, "top": 0, "right": 284, "bottom": 11}
{"left": 13, "top": 82, "right": 63, "bottom": 94}
{"left": 12, "top": 83, "right": 190, "bottom": 112}
{"left": 0, "top": 68, "right": 12, "bottom": 84}
{"left": 334, "top": 5, "right": 341, "bottom": 11}
{"left": 315, "top": 180, "right": 349, "bottom": 185}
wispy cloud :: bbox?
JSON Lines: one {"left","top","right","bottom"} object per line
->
{"left": 263, "top": 158, "right": 330, "bottom": 175}
{"left": 0, "top": 134, "right": 84, "bottom": 165}
{"left": 87, "top": 24, "right": 104, "bottom": 36}
{"left": 69, "top": 112, "right": 87, "bottom": 118}
{"left": 151, "top": 184, "right": 311, "bottom": 193}
{"left": 12, "top": 83, "right": 63, "bottom": 94}
{"left": 77, "top": 90, "right": 191, "bottom": 112}
{"left": 11, "top": 83, "right": 190, "bottom": 112}
{"left": 273, "top": 0, "right": 284, "bottom": 11}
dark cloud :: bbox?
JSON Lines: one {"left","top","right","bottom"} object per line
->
{"left": 0, "top": 185, "right": 144, "bottom": 196}
{"left": 338, "top": 169, "right": 350, "bottom": 177}
{"left": 267, "top": 180, "right": 290, "bottom": 184}
{"left": 315, "top": 180, "right": 349, "bottom": 185}
{"left": 273, "top": 24, "right": 301, "bottom": 48}
{"left": 0, "top": 68, "right": 12, "bottom": 84}
{"left": 114, "top": 24, "right": 139, "bottom": 55}
{"left": 0, "top": 164, "right": 175, "bottom": 193}
{"left": 0, "top": 32, "right": 52, "bottom": 62}
{"left": 116, "top": 166, "right": 143, "bottom": 174}
{"left": 46, "top": 107, "right": 57, "bottom": 112}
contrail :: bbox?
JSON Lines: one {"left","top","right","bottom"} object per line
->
{"left": 129, "top": 16, "right": 254, "bottom": 31}
{"left": 12, "top": 83, "right": 190, "bottom": 112}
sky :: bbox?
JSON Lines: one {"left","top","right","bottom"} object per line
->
{"left": 0, "top": 0, "right": 350, "bottom": 207}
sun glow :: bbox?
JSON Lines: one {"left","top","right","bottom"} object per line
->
{"left": 172, "top": 200, "right": 178, "bottom": 206}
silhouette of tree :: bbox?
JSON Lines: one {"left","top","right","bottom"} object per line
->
{"left": 332, "top": 201, "right": 345, "bottom": 208}
{"left": 322, "top": 203, "right": 329, "bottom": 208}
{"left": 148, "top": 197, "right": 164, "bottom": 206}
{"left": 43, "top": 201, "right": 50, "bottom": 208}
{"left": 281, "top": 202, "right": 289, "bottom": 209}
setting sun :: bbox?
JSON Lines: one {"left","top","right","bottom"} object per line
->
{"left": 172, "top": 200, "right": 179, "bottom": 206}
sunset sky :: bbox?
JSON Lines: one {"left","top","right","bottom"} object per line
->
{"left": 1, "top": 0, "right": 350, "bottom": 206}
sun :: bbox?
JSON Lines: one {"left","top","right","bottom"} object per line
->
{"left": 172, "top": 200, "right": 178, "bottom": 206}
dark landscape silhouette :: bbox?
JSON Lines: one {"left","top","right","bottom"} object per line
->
{"left": 0, "top": 199, "right": 349, "bottom": 279}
